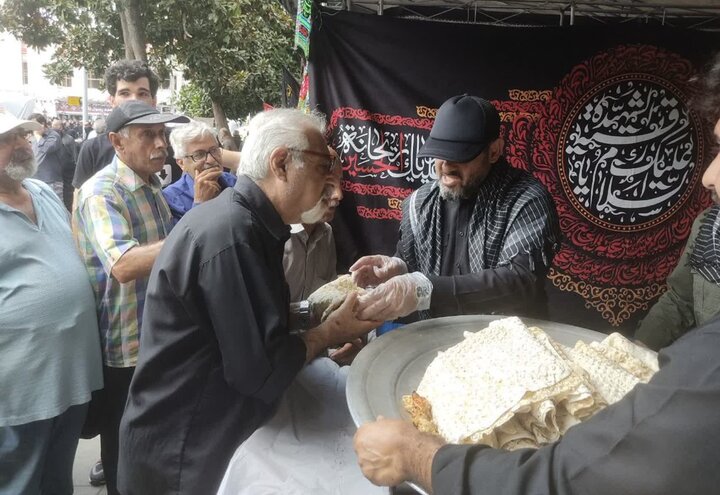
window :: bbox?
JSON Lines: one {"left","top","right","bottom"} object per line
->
{"left": 61, "top": 75, "right": 73, "bottom": 87}
{"left": 87, "top": 72, "right": 103, "bottom": 90}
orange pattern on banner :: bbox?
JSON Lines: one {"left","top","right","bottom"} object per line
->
{"left": 547, "top": 268, "right": 667, "bottom": 326}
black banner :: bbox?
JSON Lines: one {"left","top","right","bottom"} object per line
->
{"left": 309, "top": 9, "right": 719, "bottom": 333}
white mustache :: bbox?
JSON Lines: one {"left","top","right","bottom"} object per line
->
{"left": 150, "top": 152, "right": 167, "bottom": 160}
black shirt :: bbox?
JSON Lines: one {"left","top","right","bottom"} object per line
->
{"left": 117, "top": 175, "right": 307, "bottom": 495}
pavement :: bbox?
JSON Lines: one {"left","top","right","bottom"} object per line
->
{"left": 73, "top": 436, "right": 107, "bottom": 495}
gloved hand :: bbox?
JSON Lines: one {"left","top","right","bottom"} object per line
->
{"left": 356, "top": 272, "right": 432, "bottom": 321}
{"left": 350, "top": 255, "right": 408, "bottom": 288}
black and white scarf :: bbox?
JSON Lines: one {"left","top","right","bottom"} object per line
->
{"left": 689, "top": 204, "right": 720, "bottom": 285}
{"left": 398, "top": 161, "right": 561, "bottom": 278}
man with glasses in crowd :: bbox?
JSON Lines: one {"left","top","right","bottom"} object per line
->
{"left": 117, "top": 108, "right": 381, "bottom": 495}
{"left": 163, "top": 120, "right": 238, "bottom": 223}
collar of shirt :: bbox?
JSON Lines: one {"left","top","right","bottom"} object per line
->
{"left": 0, "top": 179, "right": 50, "bottom": 215}
{"left": 288, "top": 222, "right": 332, "bottom": 246}
{"left": 234, "top": 174, "right": 290, "bottom": 243}
{"left": 115, "top": 157, "right": 163, "bottom": 193}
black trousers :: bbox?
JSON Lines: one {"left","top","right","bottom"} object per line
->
{"left": 100, "top": 365, "right": 135, "bottom": 495}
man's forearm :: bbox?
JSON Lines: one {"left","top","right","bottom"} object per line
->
{"left": 299, "top": 323, "right": 331, "bottom": 363}
{"left": 221, "top": 149, "right": 241, "bottom": 171}
{"left": 111, "top": 241, "right": 164, "bottom": 283}
{"left": 405, "top": 432, "right": 444, "bottom": 493}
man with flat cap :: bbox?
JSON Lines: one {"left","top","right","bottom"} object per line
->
{"left": 352, "top": 94, "right": 560, "bottom": 322}
{"left": 73, "top": 100, "right": 189, "bottom": 495}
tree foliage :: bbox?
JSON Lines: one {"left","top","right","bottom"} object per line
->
{"left": 0, "top": 0, "right": 299, "bottom": 121}
{"left": 172, "top": 81, "right": 212, "bottom": 118}
{"left": 0, "top": 0, "right": 125, "bottom": 85}
{"left": 149, "top": 0, "right": 298, "bottom": 122}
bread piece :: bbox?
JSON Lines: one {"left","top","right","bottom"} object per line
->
{"left": 306, "top": 275, "right": 364, "bottom": 322}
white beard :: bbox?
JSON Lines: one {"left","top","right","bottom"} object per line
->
{"left": 439, "top": 183, "right": 463, "bottom": 201}
{"left": 300, "top": 197, "right": 326, "bottom": 224}
{"left": 5, "top": 155, "right": 38, "bottom": 181}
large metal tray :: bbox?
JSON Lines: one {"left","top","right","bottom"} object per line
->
{"left": 346, "top": 315, "right": 607, "bottom": 495}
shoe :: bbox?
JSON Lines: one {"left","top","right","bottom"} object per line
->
{"left": 89, "top": 460, "right": 106, "bottom": 486}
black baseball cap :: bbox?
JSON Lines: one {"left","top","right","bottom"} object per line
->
{"left": 418, "top": 94, "right": 500, "bottom": 163}
{"left": 106, "top": 101, "right": 189, "bottom": 133}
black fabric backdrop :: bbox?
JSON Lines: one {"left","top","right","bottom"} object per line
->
{"left": 308, "top": 9, "right": 719, "bottom": 334}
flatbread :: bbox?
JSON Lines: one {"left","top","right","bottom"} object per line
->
{"left": 306, "top": 275, "right": 364, "bottom": 322}
{"left": 415, "top": 317, "right": 599, "bottom": 446}
{"left": 602, "top": 333, "right": 659, "bottom": 373}
{"left": 404, "top": 317, "right": 658, "bottom": 450}
{"left": 563, "top": 341, "right": 641, "bottom": 405}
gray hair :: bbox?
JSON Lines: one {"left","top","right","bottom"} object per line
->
{"left": 169, "top": 120, "right": 218, "bottom": 158}
{"left": 93, "top": 119, "right": 106, "bottom": 134}
{"left": 239, "top": 108, "right": 326, "bottom": 181}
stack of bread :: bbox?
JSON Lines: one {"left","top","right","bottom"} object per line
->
{"left": 404, "top": 316, "right": 658, "bottom": 450}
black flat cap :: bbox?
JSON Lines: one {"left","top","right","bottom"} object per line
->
{"left": 106, "top": 101, "right": 189, "bottom": 133}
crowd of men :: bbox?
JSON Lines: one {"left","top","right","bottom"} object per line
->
{"left": 1, "top": 50, "right": 720, "bottom": 495}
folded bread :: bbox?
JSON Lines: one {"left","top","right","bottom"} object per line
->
{"left": 405, "top": 318, "right": 658, "bottom": 450}
{"left": 306, "top": 275, "right": 364, "bottom": 322}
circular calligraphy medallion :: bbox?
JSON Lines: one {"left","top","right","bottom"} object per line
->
{"left": 557, "top": 74, "right": 703, "bottom": 232}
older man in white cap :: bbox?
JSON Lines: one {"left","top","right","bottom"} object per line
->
{"left": 0, "top": 111, "right": 103, "bottom": 494}
{"left": 352, "top": 94, "right": 561, "bottom": 324}
{"left": 73, "top": 100, "right": 189, "bottom": 495}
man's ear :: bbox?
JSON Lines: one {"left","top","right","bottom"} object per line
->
{"left": 269, "top": 147, "right": 291, "bottom": 182}
{"left": 488, "top": 137, "right": 504, "bottom": 164}
{"left": 108, "top": 132, "right": 123, "bottom": 153}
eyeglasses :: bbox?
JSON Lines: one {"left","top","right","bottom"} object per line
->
{"left": 0, "top": 129, "right": 31, "bottom": 147}
{"left": 184, "top": 146, "right": 222, "bottom": 163}
{"left": 287, "top": 147, "right": 340, "bottom": 175}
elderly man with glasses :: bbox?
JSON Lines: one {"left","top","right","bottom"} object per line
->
{"left": 117, "top": 108, "right": 381, "bottom": 495}
{"left": 163, "top": 120, "right": 239, "bottom": 223}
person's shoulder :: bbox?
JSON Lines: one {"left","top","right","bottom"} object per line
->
{"left": 23, "top": 179, "right": 66, "bottom": 208}
{"left": 221, "top": 171, "right": 238, "bottom": 186}
{"left": 497, "top": 164, "right": 549, "bottom": 198}
{"left": 80, "top": 134, "right": 110, "bottom": 152}
{"left": 161, "top": 176, "right": 188, "bottom": 201}
{"left": 78, "top": 163, "right": 121, "bottom": 199}
{"left": 403, "top": 180, "right": 435, "bottom": 201}
{"left": 23, "top": 178, "right": 53, "bottom": 195}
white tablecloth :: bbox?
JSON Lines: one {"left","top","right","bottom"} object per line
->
{"left": 217, "top": 358, "right": 388, "bottom": 495}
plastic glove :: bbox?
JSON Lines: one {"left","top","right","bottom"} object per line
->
{"left": 356, "top": 272, "right": 432, "bottom": 321}
{"left": 350, "top": 255, "right": 408, "bottom": 288}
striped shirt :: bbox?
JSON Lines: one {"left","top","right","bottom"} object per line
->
{"left": 73, "top": 158, "right": 173, "bottom": 367}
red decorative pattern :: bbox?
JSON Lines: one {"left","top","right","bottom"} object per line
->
{"left": 328, "top": 107, "right": 434, "bottom": 135}
{"left": 342, "top": 180, "right": 413, "bottom": 199}
{"left": 356, "top": 206, "right": 403, "bottom": 221}
{"left": 525, "top": 45, "right": 713, "bottom": 324}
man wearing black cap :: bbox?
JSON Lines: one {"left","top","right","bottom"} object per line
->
{"left": 72, "top": 100, "right": 189, "bottom": 495}
{"left": 351, "top": 94, "right": 560, "bottom": 322}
